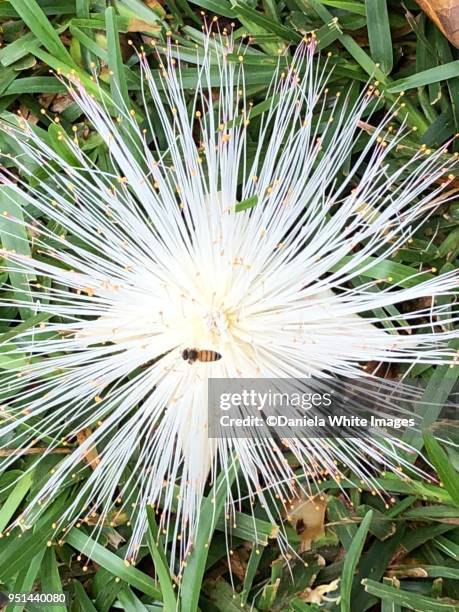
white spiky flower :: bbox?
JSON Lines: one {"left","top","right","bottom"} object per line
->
{"left": 0, "top": 33, "right": 458, "bottom": 565}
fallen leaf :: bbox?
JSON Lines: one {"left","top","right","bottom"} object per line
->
{"left": 387, "top": 566, "right": 429, "bottom": 578}
{"left": 300, "top": 578, "right": 340, "bottom": 604}
{"left": 286, "top": 495, "right": 327, "bottom": 552}
{"left": 228, "top": 545, "right": 250, "bottom": 581}
{"left": 76, "top": 427, "right": 100, "bottom": 469}
{"left": 18, "top": 104, "right": 39, "bottom": 125}
{"left": 415, "top": 0, "right": 459, "bottom": 48}
{"left": 106, "top": 529, "right": 126, "bottom": 548}
{"left": 50, "top": 93, "right": 74, "bottom": 113}
{"left": 127, "top": 19, "right": 161, "bottom": 35}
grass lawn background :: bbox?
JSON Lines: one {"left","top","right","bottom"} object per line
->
{"left": 0, "top": 0, "right": 458, "bottom": 610}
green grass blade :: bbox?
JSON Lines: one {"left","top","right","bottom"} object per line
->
{"left": 0, "top": 32, "right": 41, "bottom": 67}
{"left": 434, "top": 536, "right": 459, "bottom": 560}
{"left": 340, "top": 509, "right": 373, "bottom": 612}
{"left": 146, "top": 506, "right": 177, "bottom": 610}
{"left": 363, "top": 578, "right": 458, "bottom": 611}
{"left": 41, "top": 547, "right": 66, "bottom": 612}
{"left": 117, "top": 587, "right": 150, "bottom": 611}
{"left": 106, "top": 6, "right": 129, "bottom": 112}
{"left": 72, "top": 580, "right": 98, "bottom": 612}
{"left": 241, "top": 545, "right": 264, "bottom": 605}
{"left": 235, "top": 195, "right": 258, "bottom": 213}
{"left": 381, "top": 577, "right": 402, "bottom": 612}
{"left": 4, "top": 77, "right": 66, "bottom": 95}
{"left": 6, "top": 549, "right": 46, "bottom": 612}
{"left": 180, "top": 460, "right": 238, "bottom": 612}
{"left": 403, "top": 365, "right": 459, "bottom": 454}
{"left": 423, "top": 432, "right": 459, "bottom": 508}
{"left": 304, "top": 0, "right": 385, "bottom": 79}
{"left": 187, "top": 0, "right": 235, "bottom": 18}
{"left": 0, "top": 495, "right": 70, "bottom": 579}
{"left": 365, "top": 0, "right": 392, "bottom": 74}
{"left": 118, "top": 0, "right": 164, "bottom": 22}
{"left": 351, "top": 524, "right": 405, "bottom": 611}
{"left": 300, "top": 0, "right": 429, "bottom": 131}
{"left": 401, "top": 524, "right": 455, "bottom": 554}
{"left": 66, "top": 528, "right": 162, "bottom": 600}
{"left": 231, "top": 2, "right": 301, "bottom": 42}
{"left": 0, "top": 186, "right": 36, "bottom": 318}
{"left": 388, "top": 61, "right": 459, "bottom": 93}
{"left": 0, "top": 471, "right": 33, "bottom": 533}
{"left": 327, "top": 497, "right": 357, "bottom": 551}
{"left": 30, "top": 48, "right": 115, "bottom": 111}
{"left": 11, "top": 0, "right": 74, "bottom": 65}
{"left": 216, "top": 511, "right": 278, "bottom": 546}
{"left": 389, "top": 565, "right": 459, "bottom": 580}
{"left": 69, "top": 25, "right": 108, "bottom": 63}
{"left": 319, "top": 1, "right": 366, "bottom": 15}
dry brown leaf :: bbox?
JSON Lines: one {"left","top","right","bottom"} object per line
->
{"left": 228, "top": 546, "right": 251, "bottom": 581}
{"left": 76, "top": 427, "right": 100, "bottom": 469}
{"left": 300, "top": 578, "right": 340, "bottom": 604}
{"left": 389, "top": 545, "right": 410, "bottom": 565}
{"left": 127, "top": 19, "right": 161, "bottom": 35}
{"left": 286, "top": 495, "right": 327, "bottom": 552}
{"left": 387, "top": 566, "right": 429, "bottom": 578}
{"left": 84, "top": 510, "right": 129, "bottom": 529}
{"left": 416, "top": 0, "right": 459, "bottom": 47}
{"left": 50, "top": 93, "right": 74, "bottom": 113}
{"left": 106, "top": 530, "right": 126, "bottom": 548}
{"left": 38, "top": 93, "right": 55, "bottom": 110}
{"left": 0, "top": 447, "right": 70, "bottom": 457}
{"left": 18, "top": 104, "right": 39, "bottom": 124}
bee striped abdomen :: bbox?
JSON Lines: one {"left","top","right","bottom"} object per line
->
{"left": 182, "top": 348, "right": 222, "bottom": 364}
{"left": 199, "top": 350, "right": 222, "bottom": 362}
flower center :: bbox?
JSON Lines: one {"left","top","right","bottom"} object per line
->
{"left": 204, "top": 309, "right": 230, "bottom": 338}
{"left": 169, "top": 293, "right": 238, "bottom": 350}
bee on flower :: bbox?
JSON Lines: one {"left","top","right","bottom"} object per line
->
{"left": 0, "top": 30, "right": 457, "bottom": 567}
